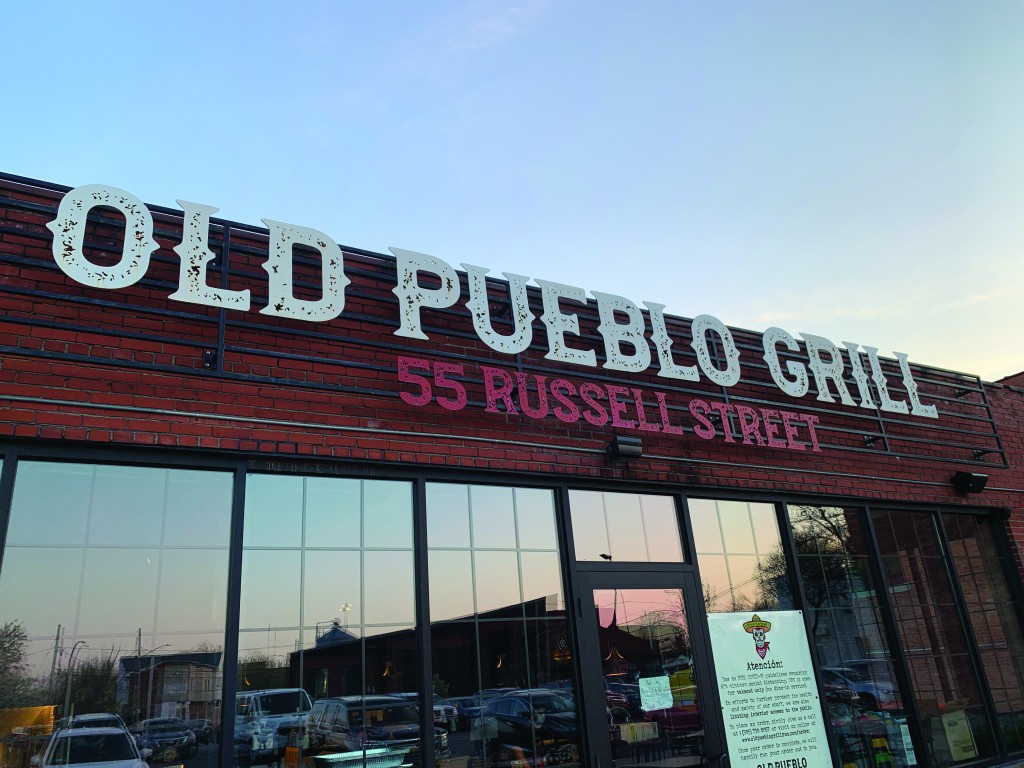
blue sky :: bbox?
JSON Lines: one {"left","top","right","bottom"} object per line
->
{"left": 3, "top": 1, "right": 1022, "bottom": 380}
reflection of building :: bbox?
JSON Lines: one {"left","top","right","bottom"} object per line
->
{"left": 118, "top": 653, "right": 222, "bottom": 725}
{"left": 290, "top": 597, "right": 567, "bottom": 698}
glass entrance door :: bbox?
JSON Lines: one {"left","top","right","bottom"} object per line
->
{"left": 577, "top": 571, "right": 723, "bottom": 767}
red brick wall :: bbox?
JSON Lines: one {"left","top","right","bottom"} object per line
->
{"left": 2, "top": 175, "right": 1022, "bottom": 580}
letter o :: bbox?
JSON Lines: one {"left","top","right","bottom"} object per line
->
{"left": 690, "top": 314, "right": 741, "bottom": 387}
{"left": 46, "top": 184, "right": 158, "bottom": 288}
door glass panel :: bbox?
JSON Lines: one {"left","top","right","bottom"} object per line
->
{"left": 594, "top": 588, "right": 706, "bottom": 766}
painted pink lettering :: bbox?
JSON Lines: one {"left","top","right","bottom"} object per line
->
{"left": 735, "top": 405, "right": 766, "bottom": 446}
{"left": 397, "top": 355, "right": 432, "bottom": 407}
{"left": 655, "top": 391, "right": 684, "bottom": 435}
{"left": 580, "top": 382, "right": 609, "bottom": 426}
{"left": 689, "top": 399, "right": 716, "bottom": 440}
{"left": 434, "top": 361, "right": 467, "bottom": 411}
{"left": 781, "top": 411, "right": 804, "bottom": 450}
{"left": 632, "top": 388, "right": 661, "bottom": 432}
{"left": 515, "top": 372, "right": 550, "bottom": 419}
{"left": 760, "top": 408, "right": 787, "bottom": 449}
{"left": 482, "top": 365, "right": 518, "bottom": 414}
{"left": 801, "top": 413, "right": 823, "bottom": 452}
{"left": 606, "top": 385, "right": 635, "bottom": 429}
{"left": 709, "top": 401, "right": 736, "bottom": 443}
{"left": 549, "top": 379, "right": 581, "bottom": 423}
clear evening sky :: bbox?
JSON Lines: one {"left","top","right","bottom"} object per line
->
{"left": 2, "top": 2, "right": 1021, "bottom": 381}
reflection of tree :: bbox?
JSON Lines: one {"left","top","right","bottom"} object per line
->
{"left": 54, "top": 651, "right": 120, "bottom": 717}
{"left": 756, "top": 506, "right": 852, "bottom": 635}
{"left": 0, "top": 621, "right": 39, "bottom": 708}
{"left": 239, "top": 650, "right": 288, "bottom": 691}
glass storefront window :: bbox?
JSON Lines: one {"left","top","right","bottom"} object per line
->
{"left": 237, "top": 475, "right": 417, "bottom": 768}
{"left": 872, "top": 509, "right": 998, "bottom": 767}
{"left": 428, "top": 483, "right": 582, "bottom": 767}
{"left": 570, "top": 490, "right": 683, "bottom": 563}
{"left": 942, "top": 514, "right": 1024, "bottom": 755}
{"left": 691, "top": 499, "right": 792, "bottom": 612}
{"left": 787, "top": 505, "right": 913, "bottom": 767}
{"left": 0, "top": 461, "right": 231, "bottom": 768}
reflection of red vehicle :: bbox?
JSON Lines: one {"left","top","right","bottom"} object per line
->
{"left": 643, "top": 703, "right": 701, "bottom": 743}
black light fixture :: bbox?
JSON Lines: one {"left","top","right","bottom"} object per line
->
{"left": 606, "top": 435, "right": 643, "bottom": 461}
{"left": 951, "top": 471, "right": 988, "bottom": 495}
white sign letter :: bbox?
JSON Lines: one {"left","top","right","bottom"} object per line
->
{"left": 644, "top": 302, "right": 699, "bottom": 381}
{"left": 593, "top": 291, "right": 652, "bottom": 372}
{"left": 390, "top": 247, "right": 461, "bottom": 340}
{"left": 462, "top": 264, "right": 535, "bottom": 354}
{"left": 536, "top": 280, "right": 597, "bottom": 367}
{"left": 169, "top": 201, "right": 250, "bottom": 310}
{"left": 46, "top": 184, "right": 158, "bottom": 289}
{"left": 762, "top": 327, "right": 809, "bottom": 397}
{"left": 690, "top": 314, "right": 741, "bottom": 387}
{"left": 896, "top": 352, "right": 938, "bottom": 418}
{"left": 260, "top": 219, "right": 349, "bottom": 322}
{"left": 801, "top": 333, "right": 856, "bottom": 406}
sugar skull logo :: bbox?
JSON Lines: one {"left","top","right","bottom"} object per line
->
{"left": 742, "top": 614, "right": 772, "bottom": 659}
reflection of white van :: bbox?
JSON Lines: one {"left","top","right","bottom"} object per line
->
{"left": 234, "top": 689, "right": 313, "bottom": 764}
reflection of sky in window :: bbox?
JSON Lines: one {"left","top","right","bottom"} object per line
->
{"left": 426, "top": 484, "right": 470, "bottom": 548}
{"left": 470, "top": 486, "right": 516, "bottom": 549}
{"left": 244, "top": 475, "right": 303, "bottom": 547}
{"left": 364, "top": 481, "right": 412, "bottom": 548}
{"left": 604, "top": 493, "right": 648, "bottom": 560}
{"left": 514, "top": 488, "right": 557, "bottom": 549}
{"left": 240, "top": 550, "right": 301, "bottom": 629}
{"left": 7, "top": 462, "right": 92, "bottom": 546}
{"left": 1, "top": 462, "right": 232, "bottom": 676}
{"left": 303, "top": 550, "right": 361, "bottom": 627}
{"left": 474, "top": 551, "right": 521, "bottom": 616}
{"left": 305, "top": 478, "right": 360, "bottom": 546}
{"left": 0, "top": 547, "right": 84, "bottom": 636}
{"left": 642, "top": 496, "right": 684, "bottom": 561}
{"left": 520, "top": 551, "right": 562, "bottom": 608}
{"left": 428, "top": 550, "right": 474, "bottom": 621}
{"left": 364, "top": 551, "right": 415, "bottom": 624}
{"left": 594, "top": 589, "right": 685, "bottom": 630}
{"left": 570, "top": 490, "right": 682, "bottom": 562}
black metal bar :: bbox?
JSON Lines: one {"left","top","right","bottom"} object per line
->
{"left": 218, "top": 463, "right": 248, "bottom": 768}
{"left": 412, "top": 477, "right": 435, "bottom": 768}
{"left": 934, "top": 511, "right": 1008, "bottom": 757}
{"left": 0, "top": 450, "right": 19, "bottom": 579}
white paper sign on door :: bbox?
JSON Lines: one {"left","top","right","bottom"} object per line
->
{"left": 708, "top": 611, "right": 830, "bottom": 768}
{"left": 638, "top": 675, "right": 673, "bottom": 711}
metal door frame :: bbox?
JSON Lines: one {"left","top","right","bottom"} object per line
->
{"left": 574, "top": 567, "right": 726, "bottom": 768}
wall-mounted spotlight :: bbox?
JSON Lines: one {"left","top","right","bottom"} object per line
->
{"left": 951, "top": 471, "right": 988, "bottom": 495}
{"left": 606, "top": 436, "right": 643, "bottom": 461}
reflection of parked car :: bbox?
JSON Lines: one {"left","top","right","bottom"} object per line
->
{"left": 643, "top": 701, "right": 702, "bottom": 750}
{"left": 444, "top": 694, "right": 501, "bottom": 729}
{"left": 471, "top": 689, "right": 578, "bottom": 766}
{"left": 56, "top": 714, "right": 129, "bottom": 732}
{"left": 184, "top": 720, "right": 216, "bottom": 744}
{"left": 130, "top": 719, "right": 198, "bottom": 763}
{"left": 820, "top": 666, "right": 898, "bottom": 711}
{"left": 392, "top": 693, "right": 459, "bottom": 732}
{"left": 35, "top": 727, "right": 147, "bottom": 768}
{"left": 235, "top": 689, "right": 312, "bottom": 765}
{"left": 305, "top": 695, "right": 450, "bottom": 766}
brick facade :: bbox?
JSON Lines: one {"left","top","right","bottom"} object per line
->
{"left": 1, "top": 173, "right": 1022, "bottom": 579}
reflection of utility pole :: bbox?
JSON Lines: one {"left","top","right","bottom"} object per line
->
{"left": 47, "top": 625, "right": 62, "bottom": 703}
{"left": 63, "top": 641, "right": 88, "bottom": 718}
